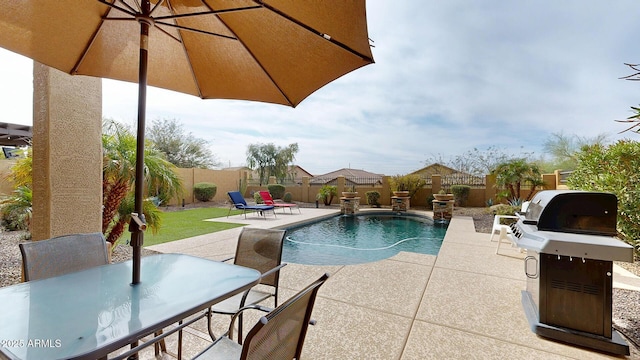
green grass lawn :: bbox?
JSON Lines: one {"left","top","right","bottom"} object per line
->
{"left": 143, "top": 207, "right": 244, "bottom": 247}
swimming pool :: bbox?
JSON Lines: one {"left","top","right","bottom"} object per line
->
{"left": 283, "top": 212, "right": 447, "bottom": 265}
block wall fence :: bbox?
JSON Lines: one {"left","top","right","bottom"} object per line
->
{"left": 169, "top": 169, "right": 566, "bottom": 208}
{"left": 0, "top": 162, "right": 567, "bottom": 208}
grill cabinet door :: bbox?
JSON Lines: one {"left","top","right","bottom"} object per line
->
{"left": 539, "top": 254, "right": 612, "bottom": 337}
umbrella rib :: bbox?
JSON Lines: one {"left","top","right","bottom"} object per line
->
{"left": 197, "top": 2, "right": 294, "bottom": 105}
{"left": 116, "top": 0, "right": 139, "bottom": 14}
{"left": 149, "top": 0, "right": 166, "bottom": 16}
{"left": 72, "top": 4, "right": 124, "bottom": 74}
{"left": 155, "top": 21, "right": 237, "bottom": 40}
{"left": 153, "top": 6, "right": 260, "bottom": 41}
{"left": 154, "top": 6, "right": 262, "bottom": 21}
{"left": 153, "top": 25, "right": 183, "bottom": 43}
{"left": 162, "top": 0, "right": 208, "bottom": 99}
{"left": 97, "top": 0, "right": 137, "bottom": 17}
{"left": 256, "top": 1, "right": 374, "bottom": 63}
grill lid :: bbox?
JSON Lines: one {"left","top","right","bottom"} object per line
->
{"left": 512, "top": 190, "right": 633, "bottom": 262}
{"left": 523, "top": 190, "right": 617, "bottom": 236}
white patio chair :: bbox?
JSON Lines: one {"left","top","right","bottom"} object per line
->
{"left": 490, "top": 215, "right": 525, "bottom": 255}
{"left": 489, "top": 215, "right": 519, "bottom": 243}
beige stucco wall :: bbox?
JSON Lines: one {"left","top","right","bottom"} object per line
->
{"left": 169, "top": 168, "right": 246, "bottom": 205}
{"left": 31, "top": 64, "right": 102, "bottom": 240}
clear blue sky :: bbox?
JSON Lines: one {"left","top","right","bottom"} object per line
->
{"left": 2, "top": 1, "right": 640, "bottom": 175}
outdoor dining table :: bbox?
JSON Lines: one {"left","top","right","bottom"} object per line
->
{"left": 0, "top": 253, "right": 261, "bottom": 360}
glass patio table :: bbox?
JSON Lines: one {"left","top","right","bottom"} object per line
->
{"left": 0, "top": 253, "right": 261, "bottom": 360}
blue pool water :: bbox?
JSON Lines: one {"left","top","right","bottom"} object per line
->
{"left": 283, "top": 213, "right": 448, "bottom": 265}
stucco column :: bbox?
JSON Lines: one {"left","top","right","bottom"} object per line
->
{"left": 31, "top": 63, "right": 102, "bottom": 240}
{"left": 337, "top": 175, "right": 346, "bottom": 193}
{"left": 432, "top": 175, "right": 442, "bottom": 195}
{"left": 485, "top": 174, "right": 497, "bottom": 205}
{"left": 301, "top": 176, "right": 310, "bottom": 203}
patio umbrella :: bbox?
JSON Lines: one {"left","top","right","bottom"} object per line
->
{"left": 0, "top": 0, "right": 374, "bottom": 284}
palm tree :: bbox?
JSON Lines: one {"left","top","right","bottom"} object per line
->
{"left": 102, "top": 119, "right": 182, "bottom": 245}
{"left": 492, "top": 159, "right": 544, "bottom": 202}
{"left": 106, "top": 193, "right": 162, "bottom": 245}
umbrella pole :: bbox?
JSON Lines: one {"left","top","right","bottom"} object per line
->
{"left": 131, "top": 3, "right": 151, "bottom": 286}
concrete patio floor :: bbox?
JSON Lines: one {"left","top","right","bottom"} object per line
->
{"left": 139, "top": 208, "right": 640, "bottom": 360}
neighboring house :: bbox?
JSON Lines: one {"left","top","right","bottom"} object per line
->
{"left": 411, "top": 163, "right": 485, "bottom": 186}
{"left": 310, "top": 168, "right": 384, "bottom": 186}
{"left": 288, "top": 165, "right": 313, "bottom": 179}
{"left": 409, "top": 163, "right": 458, "bottom": 177}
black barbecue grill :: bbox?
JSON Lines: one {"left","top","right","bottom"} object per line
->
{"left": 509, "top": 190, "right": 634, "bottom": 355}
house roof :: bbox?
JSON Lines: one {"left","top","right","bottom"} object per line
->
{"left": 409, "top": 163, "right": 459, "bottom": 176}
{"left": 310, "top": 168, "right": 384, "bottom": 185}
{"left": 409, "top": 163, "right": 485, "bottom": 186}
{"left": 290, "top": 165, "right": 313, "bottom": 178}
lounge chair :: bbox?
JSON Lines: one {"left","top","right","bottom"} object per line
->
{"left": 227, "top": 191, "right": 276, "bottom": 219}
{"left": 195, "top": 273, "right": 329, "bottom": 360}
{"left": 207, "top": 228, "right": 287, "bottom": 343}
{"left": 258, "top": 190, "right": 301, "bottom": 214}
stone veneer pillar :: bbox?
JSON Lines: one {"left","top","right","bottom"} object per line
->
{"left": 31, "top": 63, "right": 102, "bottom": 241}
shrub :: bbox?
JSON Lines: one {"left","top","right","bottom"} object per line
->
{"left": 0, "top": 186, "right": 32, "bottom": 231}
{"left": 568, "top": 140, "right": 640, "bottom": 257}
{"left": 491, "top": 204, "right": 519, "bottom": 216}
{"left": 316, "top": 185, "right": 337, "bottom": 206}
{"left": 253, "top": 191, "right": 263, "bottom": 204}
{"left": 283, "top": 192, "right": 293, "bottom": 203}
{"left": 508, "top": 198, "right": 524, "bottom": 207}
{"left": 389, "top": 174, "right": 426, "bottom": 198}
{"left": 193, "top": 182, "right": 217, "bottom": 202}
{"left": 451, "top": 185, "right": 471, "bottom": 207}
{"left": 426, "top": 194, "right": 435, "bottom": 209}
{"left": 365, "top": 191, "right": 381, "bottom": 207}
{"left": 267, "top": 184, "right": 286, "bottom": 199}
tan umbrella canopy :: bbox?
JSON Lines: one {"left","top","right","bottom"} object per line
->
{"left": 0, "top": 0, "right": 374, "bottom": 284}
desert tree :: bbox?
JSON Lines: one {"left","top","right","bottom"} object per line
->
{"left": 147, "top": 117, "right": 220, "bottom": 169}
{"left": 246, "top": 143, "right": 299, "bottom": 185}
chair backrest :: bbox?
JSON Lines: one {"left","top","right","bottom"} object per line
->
{"left": 19, "top": 232, "right": 109, "bottom": 281}
{"left": 228, "top": 191, "right": 248, "bottom": 207}
{"left": 492, "top": 214, "right": 519, "bottom": 230}
{"left": 258, "top": 191, "right": 275, "bottom": 205}
{"left": 241, "top": 273, "right": 329, "bottom": 360}
{"left": 234, "top": 228, "right": 286, "bottom": 287}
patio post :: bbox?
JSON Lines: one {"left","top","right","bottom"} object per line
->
{"left": 31, "top": 63, "right": 102, "bottom": 240}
